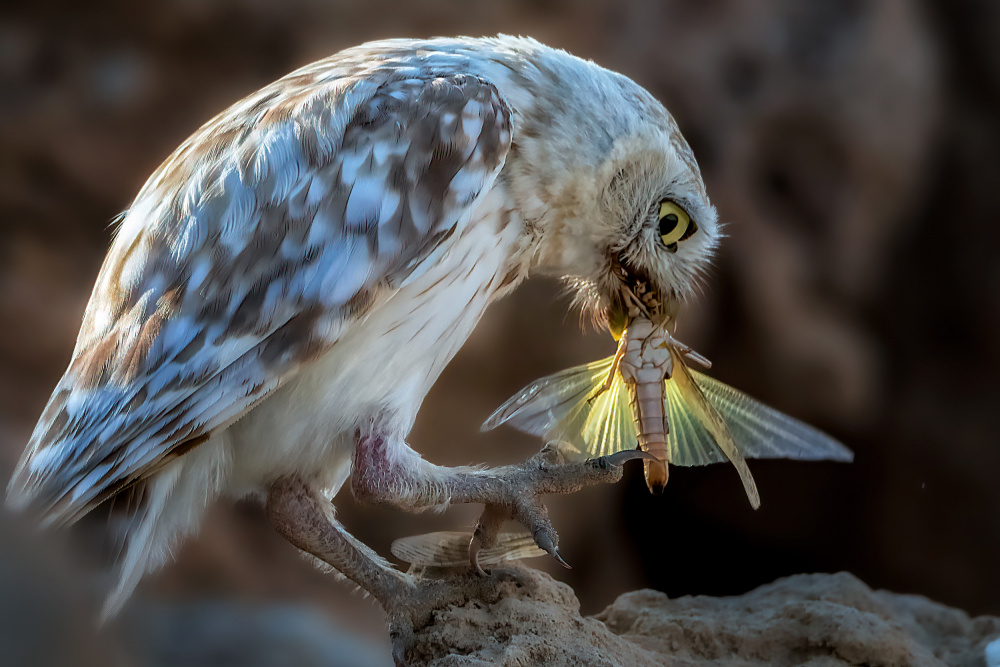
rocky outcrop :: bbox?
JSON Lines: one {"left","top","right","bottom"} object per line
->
{"left": 3, "top": 509, "right": 997, "bottom": 666}
{"left": 409, "top": 567, "right": 999, "bottom": 667}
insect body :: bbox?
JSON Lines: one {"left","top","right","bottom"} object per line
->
{"left": 483, "top": 315, "right": 853, "bottom": 507}
{"left": 602, "top": 317, "right": 674, "bottom": 492}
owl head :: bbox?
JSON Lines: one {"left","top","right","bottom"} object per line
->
{"left": 589, "top": 125, "right": 720, "bottom": 330}
{"left": 504, "top": 50, "right": 720, "bottom": 332}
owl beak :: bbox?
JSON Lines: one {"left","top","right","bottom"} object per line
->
{"left": 612, "top": 278, "right": 676, "bottom": 326}
{"left": 605, "top": 254, "right": 677, "bottom": 332}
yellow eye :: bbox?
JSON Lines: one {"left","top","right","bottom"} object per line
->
{"left": 657, "top": 200, "right": 696, "bottom": 251}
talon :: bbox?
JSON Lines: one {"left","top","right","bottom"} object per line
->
{"left": 547, "top": 546, "right": 572, "bottom": 570}
{"left": 598, "top": 449, "right": 658, "bottom": 467}
{"left": 468, "top": 533, "right": 489, "bottom": 577}
{"left": 469, "top": 504, "right": 505, "bottom": 576}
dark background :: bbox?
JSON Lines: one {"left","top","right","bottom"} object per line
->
{"left": 1, "top": 0, "right": 997, "bottom": 663}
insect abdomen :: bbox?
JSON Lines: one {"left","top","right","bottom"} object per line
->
{"left": 630, "top": 371, "right": 668, "bottom": 494}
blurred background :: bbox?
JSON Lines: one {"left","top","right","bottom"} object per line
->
{"left": 1, "top": 0, "right": 998, "bottom": 664}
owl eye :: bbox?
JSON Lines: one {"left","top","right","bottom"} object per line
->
{"left": 657, "top": 200, "right": 698, "bottom": 253}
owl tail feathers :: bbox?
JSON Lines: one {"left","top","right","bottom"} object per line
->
{"left": 99, "top": 462, "right": 181, "bottom": 621}
{"left": 101, "top": 443, "right": 227, "bottom": 621}
{"left": 3, "top": 457, "right": 179, "bottom": 621}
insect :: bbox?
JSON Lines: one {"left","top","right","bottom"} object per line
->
{"left": 483, "top": 282, "right": 853, "bottom": 507}
{"left": 391, "top": 530, "right": 545, "bottom": 574}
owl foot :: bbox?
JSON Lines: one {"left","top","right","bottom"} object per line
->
{"left": 467, "top": 447, "right": 654, "bottom": 575}
{"left": 350, "top": 431, "right": 652, "bottom": 577}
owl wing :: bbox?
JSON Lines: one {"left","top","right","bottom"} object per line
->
{"left": 8, "top": 63, "right": 513, "bottom": 525}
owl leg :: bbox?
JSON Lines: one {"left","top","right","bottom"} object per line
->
{"left": 351, "top": 429, "right": 652, "bottom": 574}
{"left": 266, "top": 474, "right": 513, "bottom": 666}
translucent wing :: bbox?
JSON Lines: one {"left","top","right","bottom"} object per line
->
{"left": 390, "top": 531, "right": 544, "bottom": 570}
{"left": 691, "top": 369, "right": 854, "bottom": 463}
{"left": 572, "top": 371, "right": 636, "bottom": 459}
{"left": 482, "top": 357, "right": 615, "bottom": 436}
{"left": 667, "top": 347, "right": 853, "bottom": 507}
{"left": 488, "top": 345, "right": 852, "bottom": 509}
{"left": 482, "top": 356, "right": 637, "bottom": 460}
{"left": 664, "top": 363, "right": 852, "bottom": 466}
{"left": 667, "top": 348, "right": 761, "bottom": 508}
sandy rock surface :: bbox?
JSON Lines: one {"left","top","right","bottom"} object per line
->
{"left": 409, "top": 567, "right": 1000, "bottom": 667}
{"left": 3, "top": 511, "right": 997, "bottom": 666}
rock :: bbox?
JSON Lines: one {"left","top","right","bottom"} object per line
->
{"left": 409, "top": 567, "right": 1000, "bottom": 667}
{"left": 5, "top": 509, "right": 996, "bottom": 667}
{"left": 408, "top": 566, "right": 661, "bottom": 667}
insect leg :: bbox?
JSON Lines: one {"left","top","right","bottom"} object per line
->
{"left": 587, "top": 335, "right": 627, "bottom": 403}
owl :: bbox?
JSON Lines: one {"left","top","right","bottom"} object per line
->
{"left": 8, "top": 36, "right": 723, "bottom": 660}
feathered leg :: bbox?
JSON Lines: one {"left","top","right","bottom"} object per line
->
{"left": 266, "top": 474, "right": 514, "bottom": 666}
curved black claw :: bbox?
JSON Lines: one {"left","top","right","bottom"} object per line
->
{"left": 592, "top": 449, "right": 658, "bottom": 469}
{"left": 468, "top": 535, "right": 488, "bottom": 577}
{"left": 548, "top": 546, "right": 571, "bottom": 569}
{"left": 464, "top": 448, "right": 649, "bottom": 580}
{"left": 532, "top": 527, "right": 571, "bottom": 569}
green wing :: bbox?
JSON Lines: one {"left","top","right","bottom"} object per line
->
{"left": 485, "top": 349, "right": 852, "bottom": 509}
{"left": 667, "top": 348, "right": 760, "bottom": 508}
{"left": 563, "top": 368, "right": 636, "bottom": 459}
{"left": 689, "top": 368, "right": 853, "bottom": 463}
{"left": 482, "top": 355, "right": 636, "bottom": 460}
{"left": 667, "top": 351, "right": 853, "bottom": 507}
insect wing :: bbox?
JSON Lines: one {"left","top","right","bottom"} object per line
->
{"left": 485, "top": 340, "right": 851, "bottom": 509}
{"left": 565, "top": 369, "right": 636, "bottom": 459}
{"left": 482, "top": 356, "right": 637, "bottom": 460}
{"left": 690, "top": 369, "right": 853, "bottom": 463}
{"left": 391, "top": 531, "right": 545, "bottom": 569}
{"left": 663, "top": 378, "right": 721, "bottom": 466}
{"left": 482, "top": 357, "right": 614, "bottom": 435}
{"left": 667, "top": 347, "right": 761, "bottom": 508}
